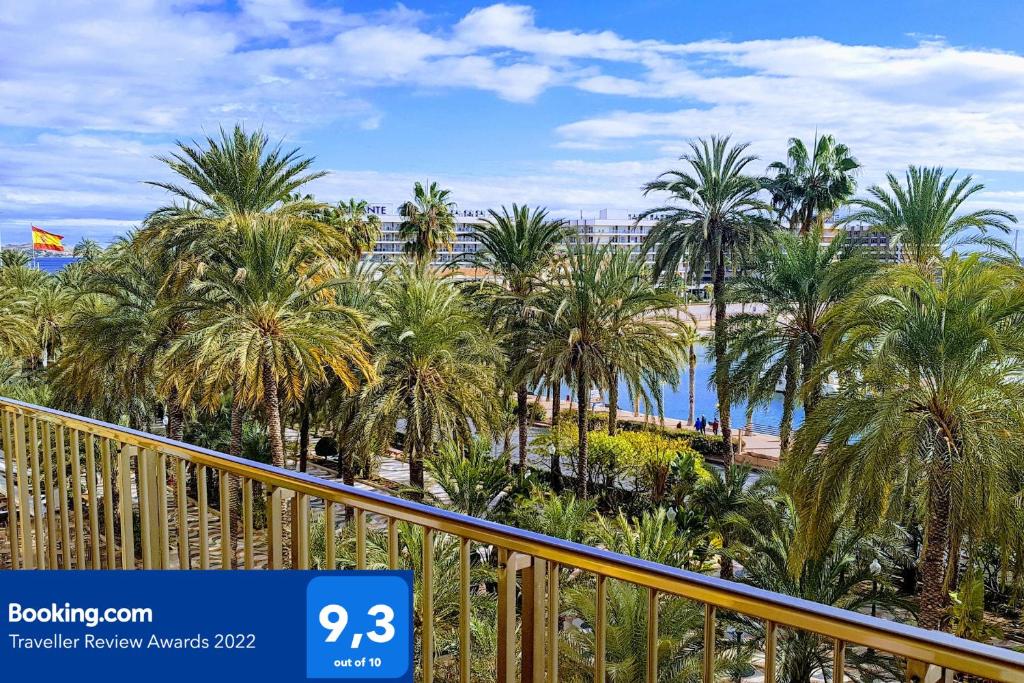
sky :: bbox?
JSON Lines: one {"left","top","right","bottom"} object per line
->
{"left": 2, "top": 0, "right": 1024, "bottom": 247}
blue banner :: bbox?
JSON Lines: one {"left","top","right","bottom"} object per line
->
{"left": 1, "top": 570, "right": 413, "bottom": 682}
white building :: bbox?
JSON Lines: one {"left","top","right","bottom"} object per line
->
{"left": 366, "top": 204, "right": 665, "bottom": 268}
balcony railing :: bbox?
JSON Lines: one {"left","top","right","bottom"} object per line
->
{"left": 1, "top": 397, "right": 1022, "bottom": 683}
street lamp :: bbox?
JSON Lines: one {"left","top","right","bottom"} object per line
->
{"left": 869, "top": 558, "right": 882, "bottom": 619}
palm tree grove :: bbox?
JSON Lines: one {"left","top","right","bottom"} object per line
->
{"left": 4, "top": 123, "right": 1024, "bottom": 681}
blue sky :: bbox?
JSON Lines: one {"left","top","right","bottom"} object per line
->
{"left": 2, "top": 0, "right": 1024, "bottom": 247}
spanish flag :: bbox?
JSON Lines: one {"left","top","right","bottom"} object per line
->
{"left": 31, "top": 226, "right": 65, "bottom": 253}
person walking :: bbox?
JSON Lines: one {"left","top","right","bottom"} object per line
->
{"left": 711, "top": 417, "right": 720, "bottom": 436}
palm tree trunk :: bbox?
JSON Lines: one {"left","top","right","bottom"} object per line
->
{"left": 778, "top": 346, "right": 799, "bottom": 453}
{"left": 919, "top": 458, "right": 952, "bottom": 630}
{"left": 712, "top": 246, "right": 734, "bottom": 467}
{"left": 551, "top": 382, "right": 561, "bottom": 426}
{"left": 688, "top": 346, "right": 696, "bottom": 425}
{"left": 517, "top": 384, "right": 529, "bottom": 470}
{"left": 228, "top": 398, "right": 243, "bottom": 569}
{"left": 719, "top": 536, "right": 733, "bottom": 580}
{"left": 409, "top": 442, "right": 425, "bottom": 503}
{"left": 576, "top": 372, "right": 589, "bottom": 497}
{"left": 607, "top": 367, "right": 618, "bottom": 436}
{"left": 167, "top": 388, "right": 184, "bottom": 441}
{"left": 298, "top": 402, "right": 310, "bottom": 473}
{"left": 262, "top": 357, "right": 286, "bottom": 469}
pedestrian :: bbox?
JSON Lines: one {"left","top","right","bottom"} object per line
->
{"left": 676, "top": 421, "right": 683, "bottom": 430}
{"left": 711, "top": 418, "right": 719, "bottom": 436}
{"left": 698, "top": 415, "right": 707, "bottom": 434}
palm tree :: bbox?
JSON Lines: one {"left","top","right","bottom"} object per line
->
{"left": 732, "top": 494, "right": 907, "bottom": 683}
{"left": 690, "top": 464, "right": 759, "bottom": 580}
{"left": 470, "top": 204, "right": 571, "bottom": 468}
{"left": 789, "top": 254, "right": 1024, "bottom": 630}
{"left": 424, "top": 438, "right": 515, "bottom": 519}
{"left": 642, "top": 137, "right": 772, "bottom": 465}
{"left": 29, "top": 277, "right": 68, "bottom": 369}
{"left": 359, "top": 261, "right": 501, "bottom": 499}
{"left": 169, "top": 216, "right": 373, "bottom": 468}
{"left": 726, "top": 227, "right": 876, "bottom": 450}
{"left": 329, "top": 198, "right": 382, "bottom": 259}
{"left": 678, "top": 323, "right": 700, "bottom": 426}
{"left": 844, "top": 166, "right": 1017, "bottom": 266}
{"left": 762, "top": 134, "right": 859, "bottom": 235}
{"left": 143, "top": 125, "right": 327, "bottom": 247}
{"left": 398, "top": 181, "right": 457, "bottom": 263}
{"left": 52, "top": 237, "right": 183, "bottom": 431}
{"left": 72, "top": 238, "right": 103, "bottom": 260}
{"left": 599, "top": 249, "right": 689, "bottom": 436}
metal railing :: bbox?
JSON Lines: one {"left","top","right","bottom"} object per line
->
{"left": 1, "top": 397, "right": 1022, "bottom": 683}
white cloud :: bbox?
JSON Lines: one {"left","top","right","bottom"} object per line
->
{"left": 2, "top": 1, "right": 1024, "bottom": 240}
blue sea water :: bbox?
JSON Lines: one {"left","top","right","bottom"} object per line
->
{"left": 33, "top": 257, "right": 80, "bottom": 273}
{"left": 562, "top": 344, "right": 804, "bottom": 434}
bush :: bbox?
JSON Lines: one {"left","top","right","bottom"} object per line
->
{"left": 526, "top": 400, "right": 546, "bottom": 423}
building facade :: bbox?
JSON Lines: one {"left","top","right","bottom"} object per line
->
{"left": 365, "top": 204, "right": 664, "bottom": 267}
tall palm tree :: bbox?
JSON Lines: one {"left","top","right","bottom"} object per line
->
{"left": 642, "top": 137, "right": 772, "bottom": 465}
{"left": 790, "top": 254, "right": 1024, "bottom": 630}
{"left": 470, "top": 204, "right": 571, "bottom": 468}
{"left": 762, "top": 134, "right": 859, "bottom": 235}
{"left": 398, "top": 181, "right": 457, "bottom": 263}
{"left": 678, "top": 323, "right": 700, "bottom": 426}
{"left": 143, "top": 124, "right": 327, "bottom": 248}
{"left": 72, "top": 238, "right": 103, "bottom": 260}
{"left": 726, "top": 227, "right": 876, "bottom": 450}
{"left": 599, "top": 249, "right": 688, "bottom": 436}
{"left": 52, "top": 237, "right": 184, "bottom": 431}
{"left": 169, "top": 216, "right": 373, "bottom": 468}
{"left": 329, "top": 198, "right": 382, "bottom": 259}
{"left": 843, "top": 166, "right": 1017, "bottom": 266}
{"left": 359, "top": 262, "right": 501, "bottom": 499}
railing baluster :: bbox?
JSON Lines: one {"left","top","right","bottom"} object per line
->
{"left": 324, "top": 501, "right": 336, "bottom": 569}
{"left": 2, "top": 411, "right": 21, "bottom": 569}
{"left": 387, "top": 517, "right": 399, "bottom": 569}
{"left": 197, "top": 465, "right": 209, "bottom": 570}
{"left": 647, "top": 588, "right": 658, "bottom": 683}
{"left": 704, "top": 604, "right": 716, "bottom": 683}
{"left": 219, "top": 470, "right": 230, "bottom": 569}
{"left": 118, "top": 445, "right": 135, "bottom": 569}
{"left": 355, "top": 508, "right": 366, "bottom": 570}
{"left": 497, "top": 547, "right": 514, "bottom": 683}
{"left": 765, "top": 620, "right": 777, "bottom": 683}
{"left": 55, "top": 426, "right": 71, "bottom": 568}
{"left": 546, "top": 562, "right": 560, "bottom": 683}
{"left": 69, "top": 429, "right": 85, "bottom": 568}
{"left": 294, "top": 492, "right": 309, "bottom": 570}
{"left": 595, "top": 574, "right": 607, "bottom": 683}
{"left": 100, "top": 437, "right": 115, "bottom": 569}
{"left": 176, "top": 458, "right": 189, "bottom": 569}
{"left": 266, "top": 485, "right": 283, "bottom": 569}
{"left": 459, "top": 536, "right": 471, "bottom": 683}
{"left": 421, "top": 527, "right": 434, "bottom": 683}
{"left": 242, "top": 478, "right": 253, "bottom": 569}
{"left": 14, "top": 414, "right": 33, "bottom": 568}
{"left": 833, "top": 638, "right": 845, "bottom": 683}
{"left": 41, "top": 421, "right": 58, "bottom": 567}
{"left": 29, "top": 418, "right": 46, "bottom": 567}
{"left": 138, "top": 449, "right": 153, "bottom": 569}
{"left": 156, "top": 452, "right": 170, "bottom": 568}
{"left": 522, "top": 557, "right": 546, "bottom": 683}
{"left": 84, "top": 433, "right": 99, "bottom": 569}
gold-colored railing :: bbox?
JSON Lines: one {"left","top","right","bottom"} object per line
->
{"left": 1, "top": 397, "right": 1022, "bottom": 683}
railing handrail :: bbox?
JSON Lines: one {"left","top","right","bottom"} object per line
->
{"left": 3, "top": 396, "right": 1023, "bottom": 681}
